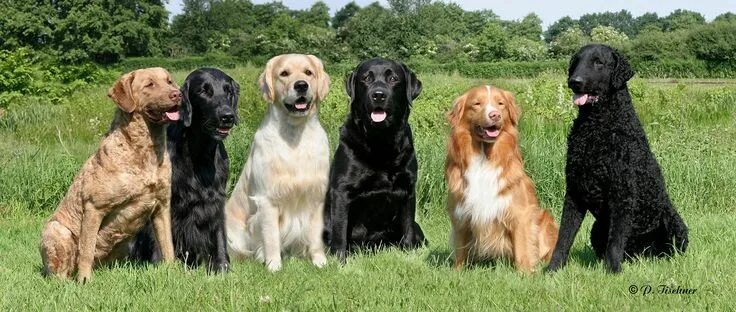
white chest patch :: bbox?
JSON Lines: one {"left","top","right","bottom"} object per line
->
{"left": 455, "top": 154, "right": 511, "bottom": 225}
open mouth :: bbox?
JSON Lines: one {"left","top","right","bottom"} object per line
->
{"left": 147, "top": 105, "right": 180, "bottom": 123}
{"left": 572, "top": 93, "right": 599, "bottom": 106}
{"left": 285, "top": 96, "right": 311, "bottom": 113}
{"left": 216, "top": 127, "right": 232, "bottom": 137}
{"left": 476, "top": 125, "right": 500, "bottom": 140}
{"left": 370, "top": 108, "right": 387, "bottom": 123}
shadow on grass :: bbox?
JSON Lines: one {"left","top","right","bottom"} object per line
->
{"left": 425, "top": 245, "right": 601, "bottom": 270}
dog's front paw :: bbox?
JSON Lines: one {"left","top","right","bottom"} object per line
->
{"left": 265, "top": 260, "right": 282, "bottom": 272}
{"left": 312, "top": 253, "right": 328, "bottom": 268}
{"left": 605, "top": 260, "right": 622, "bottom": 274}
{"left": 208, "top": 261, "right": 230, "bottom": 274}
{"left": 76, "top": 270, "right": 92, "bottom": 284}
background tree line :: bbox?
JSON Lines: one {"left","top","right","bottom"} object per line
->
{"left": 1, "top": 0, "right": 734, "bottom": 66}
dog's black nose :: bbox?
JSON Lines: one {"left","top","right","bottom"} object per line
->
{"left": 568, "top": 76, "right": 584, "bottom": 89}
{"left": 294, "top": 80, "right": 308, "bottom": 93}
{"left": 371, "top": 91, "right": 386, "bottom": 103}
{"left": 220, "top": 113, "right": 235, "bottom": 125}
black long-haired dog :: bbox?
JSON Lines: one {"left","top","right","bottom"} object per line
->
{"left": 129, "top": 68, "right": 239, "bottom": 273}
{"left": 323, "top": 58, "right": 427, "bottom": 263}
{"left": 545, "top": 45, "right": 688, "bottom": 273}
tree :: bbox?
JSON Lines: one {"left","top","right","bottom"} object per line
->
{"left": 332, "top": 2, "right": 360, "bottom": 29}
{"left": 507, "top": 13, "right": 543, "bottom": 41}
{"left": 634, "top": 12, "right": 663, "bottom": 35}
{"left": 688, "top": 22, "right": 736, "bottom": 62}
{"left": 463, "top": 9, "right": 500, "bottom": 37}
{"left": 590, "top": 26, "right": 628, "bottom": 49}
{"left": 341, "top": 2, "right": 396, "bottom": 58}
{"left": 298, "top": 1, "right": 330, "bottom": 28}
{"left": 507, "top": 37, "right": 546, "bottom": 61}
{"left": 626, "top": 29, "right": 692, "bottom": 62}
{"left": 663, "top": 9, "right": 705, "bottom": 32}
{"left": 578, "top": 10, "right": 635, "bottom": 37}
{"left": 550, "top": 27, "right": 588, "bottom": 58}
{"left": 545, "top": 16, "right": 577, "bottom": 42}
{"left": 472, "top": 22, "right": 509, "bottom": 61}
{"left": 714, "top": 12, "right": 736, "bottom": 24}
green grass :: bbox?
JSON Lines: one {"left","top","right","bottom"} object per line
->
{"left": 1, "top": 66, "right": 735, "bottom": 310}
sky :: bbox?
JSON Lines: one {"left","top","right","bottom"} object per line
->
{"left": 164, "top": 0, "right": 735, "bottom": 28}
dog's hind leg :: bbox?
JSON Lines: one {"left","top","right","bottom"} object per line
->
{"left": 40, "top": 221, "right": 77, "bottom": 279}
{"left": 590, "top": 219, "right": 609, "bottom": 259}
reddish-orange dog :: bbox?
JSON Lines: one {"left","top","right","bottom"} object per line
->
{"left": 445, "top": 85, "right": 558, "bottom": 273}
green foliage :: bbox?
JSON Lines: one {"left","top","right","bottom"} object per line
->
{"left": 590, "top": 25, "right": 629, "bottom": 49}
{"left": 331, "top": 1, "right": 360, "bottom": 29}
{"left": 472, "top": 22, "right": 510, "bottom": 61}
{"left": 506, "top": 37, "right": 548, "bottom": 61}
{"left": 687, "top": 22, "right": 736, "bottom": 62}
{"left": 549, "top": 27, "right": 588, "bottom": 58}
{"left": 578, "top": 10, "right": 636, "bottom": 37}
{"left": 663, "top": 9, "right": 706, "bottom": 32}
{"left": 544, "top": 16, "right": 577, "bottom": 43}
{"left": 506, "top": 13, "right": 543, "bottom": 41}
{"left": 625, "top": 29, "right": 693, "bottom": 62}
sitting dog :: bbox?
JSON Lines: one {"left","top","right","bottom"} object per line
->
{"left": 446, "top": 85, "right": 558, "bottom": 273}
{"left": 324, "top": 58, "right": 427, "bottom": 263}
{"left": 225, "top": 54, "right": 331, "bottom": 272}
{"left": 129, "top": 68, "right": 239, "bottom": 273}
{"left": 546, "top": 44, "right": 689, "bottom": 273}
{"left": 39, "top": 67, "right": 180, "bottom": 282}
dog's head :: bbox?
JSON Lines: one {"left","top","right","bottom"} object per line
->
{"left": 448, "top": 85, "right": 519, "bottom": 143}
{"left": 258, "top": 54, "right": 330, "bottom": 118}
{"left": 108, "top": 67, "right": 182, "bottom": 123}
{"left": 180, "top": 68, "right": 239, "bottom": 140}
{"left": 346, "top": 58, "right": 422, "bottom": 130}
{"left": 567, "top": 44, "right": 635, "bottom": 106}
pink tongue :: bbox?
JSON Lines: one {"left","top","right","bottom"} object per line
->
{"left": 218, "top": 128, "right": 230, "bottom": 134}
{"left": 573, "top": 94, "right": 589, "bottom": 106}
{"left": 165, "top": 111, "right": 180, "bottom": 121}
{"left": 371, "top": 111, "right": 386, "bottom": 122}
{"left": 295, "top": 103, "right": 308, "bottom": 110}
{"left": 485, "top": 128, "right": 500, "bottom": 138}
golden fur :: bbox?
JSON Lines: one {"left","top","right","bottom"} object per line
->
{"left": 39, "top": 67, "right": 180, "bottom": 282}
{"left": 225, "top": 54, "right": 330, "bottom": 272}
{"left": 445, "top": 85, "right": 558, "bottom": 273}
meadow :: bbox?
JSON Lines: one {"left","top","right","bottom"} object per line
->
{"left": 0, "top": 65, "right": 735, "bottom": 310}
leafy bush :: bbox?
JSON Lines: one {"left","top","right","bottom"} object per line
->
{"left": 117, "top": 54, "right": 243, "bottom": 72}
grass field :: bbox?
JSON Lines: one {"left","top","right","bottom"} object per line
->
{"left": 1, "top": 66, "right": 735, "bottom": 310}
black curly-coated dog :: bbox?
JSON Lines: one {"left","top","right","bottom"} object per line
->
{"left": 129, "top": 68, "right": 239, "bottom": 273}
{"left": 546, "top": 44, "right": 688, "bottom": 273}
{"left": 323, "top": 58, "right": 428, "bottom": 263}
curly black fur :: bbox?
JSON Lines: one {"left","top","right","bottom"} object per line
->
{"left": 546, "top": 44, "right": 688, "bottom": 273}
{"left": 129, "top": 68, "right": 239, "bottom": 273}
{"left": 323, "top": 58, "right": 428, "bottom": 263}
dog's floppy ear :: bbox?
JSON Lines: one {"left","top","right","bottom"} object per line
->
{"left": 401, "top": 63, "right": 422, "bottom": 103}
{"left": 231, "top": 79, "right": 240, "bottom": 124}
{"left": 179, "top": 78, "right": 193, "bottom": 127}
{"left": 258, "top": 57, "right": 277, "bottom": 103}
{"left": 345, "top": 71, "right": 356, "bottom": 105}
{"left": 447, "top": 93, "right": 466, "bottom": 128}
{"left": 611, "top": 48, "right": 635, "bottom": 90}
{"left": 503, "top": 90, "right": 520, "bottom": 127}
{"left": 307, "top": 55, "right": 331, "bottom": 102}
{"left": 108, "top": 71, "right": 137, "bottom": 113}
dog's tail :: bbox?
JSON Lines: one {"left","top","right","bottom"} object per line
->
{"left": 537, "top": 210, "right": 559, "bottom": 262}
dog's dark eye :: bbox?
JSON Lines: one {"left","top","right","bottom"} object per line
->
{"left": 280, "top": 71, "right": 289, "bottom": 77}
{"left": 167, "top": 79, "right": 173, "bottom": 85}
{"left": 363, "top": 75, "right": 373, "bottom": 83}
{"left": 473, "top": 102, "right": 481, "bottom": 106}
{"left": 594, "top": 60, "right": 604, "bottom": 67}
{"left": 498, "top": 101, "right": 505, "bottom": 106}
{"left": 145, "top": 82, "right": 155, "bottom": 88}
{"left": 389, "top": 76, "right": 399, "bottom": 83}
{"left": 305, "top": 69, "right": 313, "bottom": 76}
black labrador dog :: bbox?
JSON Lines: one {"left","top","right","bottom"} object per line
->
{"left": 546, "top": 45, "right": 688, "bottom": 273}
{"left": 129, "top": 68, "right": 239, "bottom": 273}
{"left": 324, "top": 58, "right": 427, "bottom": 263}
